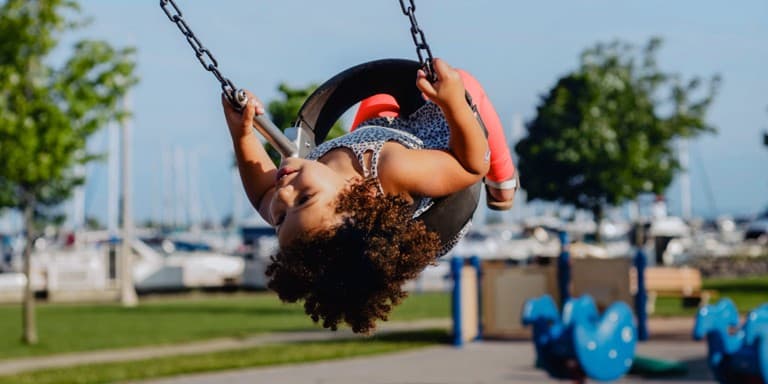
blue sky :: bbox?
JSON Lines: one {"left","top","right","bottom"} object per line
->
{"left": 63, "top": 1, "right": 767, "bottom": 225}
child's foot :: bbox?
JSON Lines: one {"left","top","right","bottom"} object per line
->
{"left": 484, "top": 176, "right": 518, "bottom": 211}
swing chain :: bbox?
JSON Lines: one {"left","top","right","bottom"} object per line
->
{"left": 398, "top": 0, "right": 436, "bottom": 82}
{"left": 159, "top": 0, "right": 238, "bottom": 104}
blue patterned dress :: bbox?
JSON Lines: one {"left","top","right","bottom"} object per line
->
{"left": 306, "top": 102, "right": 469, "bottom": 256}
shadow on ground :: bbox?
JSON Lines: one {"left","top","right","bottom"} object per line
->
{"left": 630, "top": 356, "right": 712, "bottom": 382}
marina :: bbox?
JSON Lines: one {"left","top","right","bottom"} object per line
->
{"left": 1, "top": 206, "right": 765, "bottom": 303}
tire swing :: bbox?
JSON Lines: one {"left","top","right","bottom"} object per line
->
{"left": 159, "top": 0, "right": 482, "bottom": 248}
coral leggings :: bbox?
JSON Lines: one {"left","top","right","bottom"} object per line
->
{"left": 350, "top": 70, "right": 515, "bottom": 184}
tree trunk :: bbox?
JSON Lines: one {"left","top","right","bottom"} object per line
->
{"left": 21, "top": 202, "right": 37, "bottom": 345}
{"left": 592, "top": 205, "right": 604, "bottom": 244}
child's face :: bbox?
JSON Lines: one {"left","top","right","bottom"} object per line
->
{"left": 270, "top": 157, "right": 349, "bottom": 246}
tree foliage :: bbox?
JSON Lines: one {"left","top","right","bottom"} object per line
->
{"left": 0, "top": 0, "right": 137, "bottom": 343}
{"left": 263, "top": 83, "right": 346, "bottom": 165}
{"left": 515, "top": 38, "right": 720, "bottom": 220}
{"left": 0, "top": 0, "right": 137, "bottom": 214}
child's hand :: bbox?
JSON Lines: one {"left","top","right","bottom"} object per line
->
{"left": 416, "top": 58, "right": 466, "bottom": 111}
{"left": 222, "top": 90, "right": 266, "bottom": 139}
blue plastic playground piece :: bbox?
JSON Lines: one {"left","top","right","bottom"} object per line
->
{"left": 693, "top": 298, "right": 768, "bottom": 384}
{"left": 522, "top": 294, "right": 638, "bottom": 382}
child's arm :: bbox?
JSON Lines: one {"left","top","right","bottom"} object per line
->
{"left": 222, "top": 91, "right": 277, "bottom": 225}
{"left": 377, "top": 59, "right": 490, "bottom": 198}
{"left": 417, "top": 58, "right": 490, "bottom": 176}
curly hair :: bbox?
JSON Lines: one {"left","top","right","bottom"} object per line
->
{"left": 265, "top": 178, "right": 441, "bottom": 334}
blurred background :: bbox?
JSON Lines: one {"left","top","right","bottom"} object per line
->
{"left": 0, "top": 1, "right": 766, "bottom": 383}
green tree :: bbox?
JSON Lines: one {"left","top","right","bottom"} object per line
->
{"left": 515, "top": 38, "right": 719, "bottom": 240}
{"left": 0, "top": 0, "right": 137, "bottom": 344}
{"left": 264, "top": 83, "right": 347, "bottom": 165}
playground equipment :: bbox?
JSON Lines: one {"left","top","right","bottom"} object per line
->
{"left": 450, "top": 231, "right": 650, "bottom": 344}
{"left": 450, "top": 231, "right": 653, "bottom": 381}
{"left": 449, "top": 256, "right": 558, "bottom": 345}
{"left": 518, "top": 231, "right": 654, "bottom": 381}
{"left": 522, "top": 294, "right": 637, "bottom": 382}
{"left": 451, "top": 256, "right": 481, "bottom": 345}
{"left": 558, "top": 231, "right": 650, "bottom": 341}
{"left": 694, "top": 298, "right": 768, "bottom": 383}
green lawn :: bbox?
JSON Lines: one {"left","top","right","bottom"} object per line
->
{"left": 2, "top": 275, "right": 763, "bottom": 364}
{"left": 0, "top": 292, "right": 449, "bottom": 359}
{"left": 651, "top": 275, "right": 768, "bottom": 317}
{"left": 0, "top": 329, "right": 448, "bottom": 384}
{"left": 703, "top": 275, "right": 768, "bottom": 311}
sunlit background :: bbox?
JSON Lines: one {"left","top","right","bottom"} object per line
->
{"left": 7, "top": 0, "right": 761, "bottom": 230}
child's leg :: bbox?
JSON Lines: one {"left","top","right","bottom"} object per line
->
{"left": 457, "top": 70, "right": 517, "bottom": 210}
{"left": 456, "top": 70, "right": 516, "bottom": 186}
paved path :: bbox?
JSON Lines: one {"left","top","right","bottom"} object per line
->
{"left": 0, "top": 319, "right": 450, "bottom": 376}
{"left": 0, "top": 316, "right": 708, "bottom": 383}
{"left": 131, "top": 317, "right": 711, "bottom": 384}
{"left": 133, "top": 340, "right": 714, "bottom": 384}
{"left": 132, "top": 317, "right": 710, "bottom": 384}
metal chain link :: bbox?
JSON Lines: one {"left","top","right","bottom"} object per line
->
{"left": 399, "top": 0, "right": 436, "bottom": 82}
{"left": 161, "top": 0, "right": 439, "bottom": 100}
{"left": 160, "top": 0, "right": 238, "bottom": 105}
{"left": 398, "top": 0, "right": 480, "bottom": 114}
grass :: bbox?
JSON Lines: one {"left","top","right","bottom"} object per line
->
{"left": 651, "top": 297, "right": 699, "bottom": 317}
{"left": 651, "top": 275, "right": 768, "bottom": 317}
{"left": 3, "top": 274, "right": 760, "bottom": 381}
{"left": 0, "top": 291, "right": 449, "bottom": 359}
{"left": 10, "top": 276, "right": 766, "bottom": 383}
{"left": 703, "top": 275, "right": 768, "bottom": 311}
{"left": 0, "top": 329, "right": 448, "bottom": 384}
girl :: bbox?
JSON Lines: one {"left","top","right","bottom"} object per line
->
{"left": 223, "top": 58, "right": 518, "bottom": 333}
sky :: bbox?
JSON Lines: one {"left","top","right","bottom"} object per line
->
{"left": 33, "top": 1, "right": 768, "bottom": 227}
